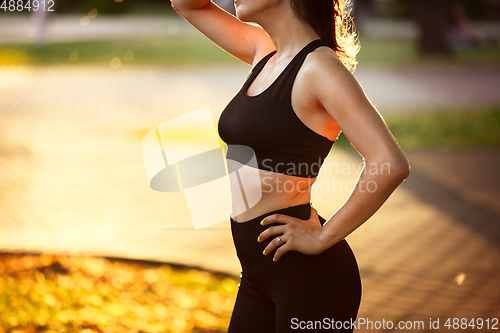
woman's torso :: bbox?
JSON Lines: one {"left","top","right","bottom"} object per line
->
{"left": 227, "top": 159, "right": 317, "bottom": 222}
{"left": 218, "top": 39, "right": 341, "bottom": 222}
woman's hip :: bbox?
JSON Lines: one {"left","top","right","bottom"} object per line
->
{"left": 230, "top": 203, "right": 360, "bottom": 274}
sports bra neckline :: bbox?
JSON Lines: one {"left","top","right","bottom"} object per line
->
{"left": 243, "top": 39, "right": 324, "bottom": 99}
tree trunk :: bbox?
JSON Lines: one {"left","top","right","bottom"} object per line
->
{"left": 412, "top": 0, "right": 452, "bottom": 56}
{"left": 353, "top": 0, "right": 374, "bottom": 37}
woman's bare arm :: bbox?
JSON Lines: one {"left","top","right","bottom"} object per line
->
{"left": 258, "top": 50, "right": 411, "bottom": 261}
{"left": 170, "top": 0, "right": 275, "bottom": 65}
{"left": 306, "top": 51, "right": 411, "bottom": 249}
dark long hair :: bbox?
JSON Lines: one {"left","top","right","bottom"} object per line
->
{"left": 290, "top": 0, "right": 359, "bottom": 71}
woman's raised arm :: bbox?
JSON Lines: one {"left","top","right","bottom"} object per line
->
{"left": 170, "top": 0, "right": 275, "bottom": 65}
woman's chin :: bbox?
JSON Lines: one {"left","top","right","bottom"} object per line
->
{"left": 235, "top": 8, "right": 255, "bottom": 23}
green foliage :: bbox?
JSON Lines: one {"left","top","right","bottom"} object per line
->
{"left": 356, "top": 0, "right": 497, "bottom": 20}
{"left": 2, "top": 35, "right": 498, "bottom": 67}
{"left": 70, "top": 0, "right": 131, "bottom": 15}
{"left": 375, "top": 0, "right": 413, "bottom": 19}
{"left": 447, "top": 0, "right": 495, "bottom": 20}
{"left": 0, "top": 35, "right": 242, "bottom": 67}
{"left": 356, "top": 38, "right": 418, "bottom": 65}
{"left": 334, "top": 108, "right": 500, "bottom": 150}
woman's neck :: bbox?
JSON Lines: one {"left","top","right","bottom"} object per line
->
{"left": 251, "top": 4, "right": 321, "bottom": 62}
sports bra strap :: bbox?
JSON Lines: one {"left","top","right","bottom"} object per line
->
{"left": 251, "top": 50, "right": 277, "bottom": 72}
{"left": 244, "top": 39, "right": 329, "bottom": 99}
{"left": 277, "top": 39, "right": 329, "bottom": 92}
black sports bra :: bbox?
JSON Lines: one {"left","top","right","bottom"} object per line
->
{"left": 217, "top": 39, "right": 336, "bottom": 178}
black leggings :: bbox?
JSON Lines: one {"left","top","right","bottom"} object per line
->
{"left": 228, "top": 203, "right": 362, "bottom": 333}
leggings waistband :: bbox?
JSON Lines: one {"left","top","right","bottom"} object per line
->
{"left": 230, "top": 202, "right": 313, "bottom": 239}
{"left": 230, "top": 203, "right": 326, "bottom": 271}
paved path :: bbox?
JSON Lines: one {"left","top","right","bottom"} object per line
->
{"left": 0, "top": 64, "right": 499, "bottom": 331}
{"left": 1, "top": 64, "right": 499, "bottom": 115}
{"left": 355, "top": 64, "right": 500, "bottom": 112}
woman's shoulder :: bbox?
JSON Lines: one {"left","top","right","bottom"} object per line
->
{"left": 305, "top": 46, "right": 349, "bottom": 75}
{"left": 299, "top": 45, "right": 357, "bottom": 94}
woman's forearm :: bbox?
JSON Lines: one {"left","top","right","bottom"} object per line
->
{"left": 318, "top": 157, "right": 410, "bottom": 250}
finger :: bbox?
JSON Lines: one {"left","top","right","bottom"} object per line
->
{"left": 261, "top": 213, "right": 294, "bottom": 226}
{"left": 263, "top": 234, "right": 287, "bottom": 256}
{"left": 273, "top": 242, "right": 292, "bottom": 262}
{"left": 258, "top": 225, "right": 286, "bottom": 243}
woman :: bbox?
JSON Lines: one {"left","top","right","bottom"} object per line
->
{"left": 170, "top": 0, "right": 410, "bottom": 332}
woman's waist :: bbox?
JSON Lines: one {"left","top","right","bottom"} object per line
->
{"left": 230, "top": 201, "right": 312, "bottom": 239}
{"left": 229, "top": 166, "right": 316, "bottom": 217}
{"left": 230, "top": 187, "right": 313, "bottom": 222}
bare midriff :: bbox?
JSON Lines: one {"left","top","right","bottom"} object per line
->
{"left": 227, "top": 159, "right": 316, "bottom": 223}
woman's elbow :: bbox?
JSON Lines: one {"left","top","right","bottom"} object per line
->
{"left": 364, "top": 149, "right": 410, "bottom": 184}
{"left": 367, "top": 154, "right": 410, "bottom": 186}
{"left": 388, "top": 157, "right": 411, "bottom": 183}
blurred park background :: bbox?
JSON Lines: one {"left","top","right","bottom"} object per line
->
{"left": 0, "top": 0, "right": 499, "bottom": 332}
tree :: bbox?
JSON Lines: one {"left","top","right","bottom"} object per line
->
{"left": 352, "top": 0, "right": 374, "bottom": 37}
{"left": 412, "top": 0, "right": 452, "bottom": 57}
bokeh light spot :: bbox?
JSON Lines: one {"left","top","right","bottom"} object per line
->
{"left": 454, "top": 271, "right": 466, "bottom": 285}
{"left": 151, "top": 35, "right": 162, "bottom": 47}
{"left": 80, "top": 16, "right": 90, "bottom": 26}
{"left": 123, "top": 50, "right": 134, "bottom": 62}
{"left": 28, "top": 27, "right": 37, "bottom": 38}
{"left": 110, "top": 57, "right": 122, "bottom": 68}
{"left": 88, "top": 8, "right": 98, "bottom": 18}
{"left": 69, "top": 50, "right": 79, "bottom": 61}
{"left": 168, "top": 25, "right": 179, "bottom": 36}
